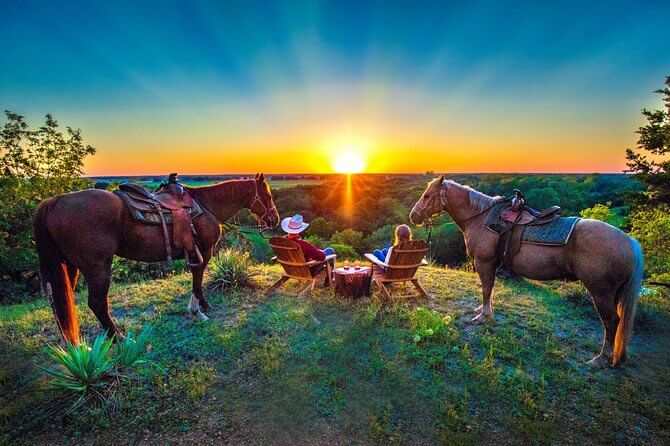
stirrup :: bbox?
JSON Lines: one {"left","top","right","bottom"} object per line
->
{"left": 495, "top": 267, "right": 515, "bottom": 280}
{"left": 185, "top": 246, "right": 204, "bottom": 269}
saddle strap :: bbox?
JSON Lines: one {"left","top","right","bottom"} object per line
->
{"left": 156, "top": 203, "right": 173, "bottom": 264}
{"left": 498, "top": 213, "right": 524, "bottom": 273}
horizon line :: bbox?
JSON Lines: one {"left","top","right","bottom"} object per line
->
{"left": 88, "top": 171, "right": 629, "bottom": 178}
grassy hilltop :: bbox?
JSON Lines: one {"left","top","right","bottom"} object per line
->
{"left": 1, "top": 265, "right": 668, "bottom": 445}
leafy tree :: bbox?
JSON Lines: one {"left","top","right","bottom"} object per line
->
{"left": 0, "top": 111, "right": 95, "bottom": 301}
{"left": 306, "top": 217, "right": 335, "bottom": 239}
{"left": 330, "top": 229, "right": 367, "bottom": 254}
{"left": 626, "top": 76, "right": 670, "bottom": 206}
{"left": 580, "top": 202, "right": 614, "bottom": 223}
{"left": 629, "top": 206, "right": 670, "bottom": 280}
{"left": 329, "top": 243, "right": 359, "bottom": 261}
{"left": 525, "top": 187, "right": 560, "bottom": 211}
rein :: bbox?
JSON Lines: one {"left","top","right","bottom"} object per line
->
{"left": 221, "top": 180, "right": 278, "bottom": 239}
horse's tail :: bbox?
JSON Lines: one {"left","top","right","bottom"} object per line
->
{"left": 33, "top": 198, "right": 80, "bottom": 345}
{"left": 612, "top": 237, "right": 643, "bottom": 366}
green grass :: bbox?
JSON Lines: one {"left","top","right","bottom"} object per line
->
{"left": 1, "top": 265, "right": 669, "bottom": 445}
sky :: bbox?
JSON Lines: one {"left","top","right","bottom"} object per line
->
{"left": 1, "top": 0, "right": 669, "bottom": 175}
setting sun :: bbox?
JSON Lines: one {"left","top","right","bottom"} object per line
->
{"left": 332, "top": 149, "right": 365, "bottom": 174}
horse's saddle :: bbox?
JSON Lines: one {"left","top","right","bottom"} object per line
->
{"left": 484, "top": 190, "right": 580, "bottom": 275}
{"left": 114, "top": 173, "right": 205, "bottom": 267}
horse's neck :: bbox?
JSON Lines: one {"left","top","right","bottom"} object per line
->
{"left": 442, "top": 186, "right": 487, "bottom": 233}
{"left": 188, "top": 180, "right": 253, "bottom": 223}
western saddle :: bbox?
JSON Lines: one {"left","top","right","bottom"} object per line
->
{"left": 495, "top": 189, "right": 562, "bottom": 277}
{"left": 114, "top": 173, "right": 205, "bottom": 268}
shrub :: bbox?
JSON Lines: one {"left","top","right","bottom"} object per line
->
{"left": 42, "top": 328, "right": 156, "bottom": 415}
{"left": 329, "top": 243, "right": 359, "bottom": 261}
{"left": 629, "top": 206, "right": 670, "bottom": 279}
{"left": 580, "top": 202, "right": 615, "bottom": 224}
{"left": 407, "top": 307, "right": 453, "bottom": 343}
{"left": 330, "top": 229, "right": 366, "bottom": 253}
{"left": 209, "top": 248, "right": 258, "bottom": 291}
{"left": 111, "top": 257, "right": 186, "bottom": 283}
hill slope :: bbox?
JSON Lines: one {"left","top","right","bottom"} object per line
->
{"left": 1, "top": 266, "right": 669, "bottom": 445}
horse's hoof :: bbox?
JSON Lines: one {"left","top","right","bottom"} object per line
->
{"left": 192, "top": 310, "right": 209, "bottom": 321}
{"left": 200, "top": 300, "right": 212, "bottom": 312}
{"left": 586, "top": 355, "right": 611, "bottom": 369}
{"left": 469, "top": 313, "right": 489, "bottom": 325}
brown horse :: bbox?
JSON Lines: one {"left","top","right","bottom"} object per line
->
{"left": 410, "top": 175, "right": 644, "bottom": 367}
{"left": 33, "top": 173, "right": 279, "bottom": 345}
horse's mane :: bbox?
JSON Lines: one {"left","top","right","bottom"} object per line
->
{"left": 186, "top": 178, "right": 254, "bottom": 202}
{"left": 442, "top": 179, "right": 500, "bottom": 211}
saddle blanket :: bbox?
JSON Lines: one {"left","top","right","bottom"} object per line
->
{"left": 114, "top": 190, "right": 204, "bottom": 225}
{"left": 483, "top": 200, "right": 580, "bottom": 246}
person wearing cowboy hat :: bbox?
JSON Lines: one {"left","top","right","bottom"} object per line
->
{"left": 281, "top": 214, "right": 335, "bottom": 274}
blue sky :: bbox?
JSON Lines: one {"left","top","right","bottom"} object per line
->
{"left": 1, "top": 0, "right": 669, "bottom": 174}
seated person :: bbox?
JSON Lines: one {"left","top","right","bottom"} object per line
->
{"left": 373, "top": 224, "right": 413, "bottom": 263}
{"left": 281, "top": 214, "right": 335, "bottom": 274}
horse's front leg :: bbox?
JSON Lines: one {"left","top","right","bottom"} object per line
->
{"left": 471, "top": 258, "right": 496, "bottom": 324}
{"left": 188, "top": 253, "right": 212, "bottom": 320}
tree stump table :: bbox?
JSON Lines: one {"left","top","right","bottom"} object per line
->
{"left": 333, "top": 266, "right": 372, "bottom": 298}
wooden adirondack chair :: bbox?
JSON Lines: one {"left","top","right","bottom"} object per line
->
{"left": 364, "top": 240, "right": 430, "bottom": 300}
{"left": 266, "top": 237, "right": 337, "bottom": 297}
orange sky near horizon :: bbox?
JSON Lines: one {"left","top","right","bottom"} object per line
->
{"left": 79, "top": 88, "right": 646, "bottom": 176}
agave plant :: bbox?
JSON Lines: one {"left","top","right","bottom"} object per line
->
{"left": 115, "top": 326, "right": 154, "bottom": 369}
{"left": 209, "top": 248, "right": 258, "bottom": 291}
{"left": 42, "top": 334, "right": 116, "bottom": 412}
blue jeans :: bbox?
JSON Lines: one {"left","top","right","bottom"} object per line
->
{"left": 312, "top": 247, "right": 336, "bottom": 276}
{"left": 373, "top": 248, "right": 389, "bottom": 262}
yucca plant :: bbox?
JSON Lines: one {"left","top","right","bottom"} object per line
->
{"left": 209, "top": 248, "right": 258, "bottom": 291}
{"left": 116, "top": 326, "right": 158, "bottom": 370}
{"left": 42, "top": 334, "right": 116, "bottom": 412}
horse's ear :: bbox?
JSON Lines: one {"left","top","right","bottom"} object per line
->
{"left": 254, "top": 173, "right": 259, "bottom": 180}
{"left": 437, "top": 174, "right": 445, "bottom": 184}
{"left": 257, "top": 173, "right": 265, "bottom": 183}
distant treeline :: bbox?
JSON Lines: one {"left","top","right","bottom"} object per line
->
{"left": 231, "top": 173, "right": 643, "bottom": 267}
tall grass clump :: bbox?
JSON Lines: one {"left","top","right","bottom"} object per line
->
{"left": 41, "top": 327, "right": 157, "bottom": 416}
{"left": 209, "top": 248, "right": 258, "bottom": 291}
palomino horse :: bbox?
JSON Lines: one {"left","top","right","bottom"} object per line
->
{"left": 410, "top": 175, "right": 643, "bottom": 367}
{"left": 33, "top": 174, "right": 279, "bottom": 344}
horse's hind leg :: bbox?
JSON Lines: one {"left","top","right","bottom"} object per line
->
{"left": 587, "top": 289, "right": 619, "bottom": 368}
{"left": 84, "top": 263, "right": 122, "bottom": 339}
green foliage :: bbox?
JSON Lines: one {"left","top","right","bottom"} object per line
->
{"left": 407, "top": 307, "right": 453, "bottom": 343}
{"left": 329, "top": 243, "right": 359, "bottom": 260}
{"left": 116, "top": 327, "right": 155, "bottom": 369}
{"left": 44, "top": 334, "right": 115, "bottom": 394}
{"left": 629, "top": 206, "right": 670, "bottom": 279}
{"left": 525, "top": 187, "right": 560, "bottom": 210}
{"left": 209, "top": 248, "right": 258, "bottom": 291}
{"left": 626, "top": 76, "right": 670, "bottom": 206}
{"left": 580, "top": 202, "right": 615, "bottom": 223}
{"left": 330, "top": 228, "right": 367, "bottom": 253}
{"left": 111, "top": 258, "right": 186, "bottom": 283}
{"left": 428, "top": 223, "right": 466, "bottom": 266}
{"left": 42, "top": 329, "right": 156, "bottom": 417}
{"left": 0, "top": 111, "right": 96, "bottom": 297}
{"left": 306, "top": 216, "right": 336, "bottom": 239}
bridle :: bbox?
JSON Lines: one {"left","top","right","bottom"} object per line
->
{"left": 248, "top": 184, "right": 277, "bottom": 229}
{"left": 223, "top": 181, "right": 277, "bottom": 239}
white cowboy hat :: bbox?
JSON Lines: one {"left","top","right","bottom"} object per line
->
{"left": 281, "top": 214, "right": 309, "bottom": 234}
